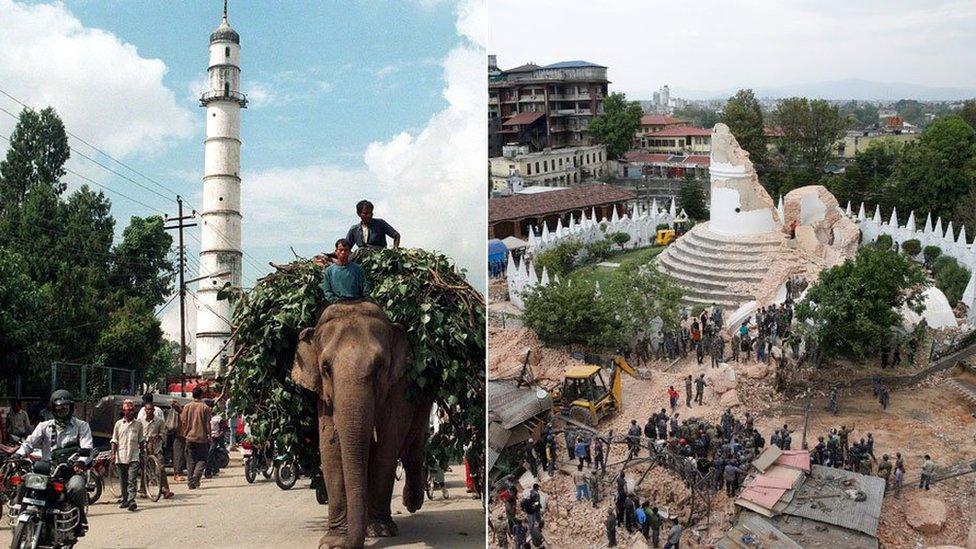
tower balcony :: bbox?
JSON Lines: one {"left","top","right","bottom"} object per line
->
{"left": 200, "top": 89, "right": 248, "bottom": 107}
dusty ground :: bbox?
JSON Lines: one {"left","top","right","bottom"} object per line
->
{"left": 1, "top": 458, "right": 484, "bottom": 548}
{"left": 489, "top": 328, "right": 976, "bottom": 548}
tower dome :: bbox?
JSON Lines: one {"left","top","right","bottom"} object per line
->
{"left": 210, "top": 2, "right": 239, "bottom": 44}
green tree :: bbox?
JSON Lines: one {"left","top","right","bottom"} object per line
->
{"left": 607, "top": 231, "right": 630, "bottom": 250}
{"left": 677, "top": 179, "right": 708, "bottom": 220}
{"left": 720, "top": 89, "right": 767, "bottom": 171}
{"left": 838, "top": 100, "right": 880, "bottom": 127}
{"left": 824, "top": 138, "right": 903, "bottom": 210}
{"left": 0, "top": 249, "right": 45, "bottom": 382}
{"left": 522, "top": 281, "right": 617, "bottom": 346}
{"left": 933, "top": 257, "right": 969, "bottom": 307}
{"left": 673, "top": 105, "right": 719, "bottom": 128}
{"left": 0, "top": 107, "right": 70, "bottom": 207}
{"left": 894, "top": 99, "right": 925, "bottom": 127}
{"left": 96, "top": 297, "right": 163, "bottom": 372}
{"left": 890, "top": 116, "right": 976, "bottom": 222}
{"left": 775, "top": 97, "right": 847, "bottom": 172}
{"left": 796, "top": 246, "right": 927, "bottom": 361}
{"left": 961, "top": 100, "right": 976, "bottom": 131}
{"left": 603, "top": 264, "right": 683, "bottom": 340}
{"left": 110, "top": 216, "right": 174, "bottom": 307}
{"left": 588, "top": 92, "right": 644, "bottom": 159}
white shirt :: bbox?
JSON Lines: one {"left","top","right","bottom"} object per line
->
{"left": 136, "top": 406, "right": 164, "bottom": 422}
{"left": 17, "top": 417, "right": 93, "bottom": 460}
{"left": 111, "top": 417, "right": 144, "bottom": 464}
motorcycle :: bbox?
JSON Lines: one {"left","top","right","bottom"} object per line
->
{"left": 241, "top": 441, "right": 273, "bottom": 484}
{"left": 272, "top": 448, "right": 299, "bottom": 491}
{"left": 7, "top": 450, "right": 91, "bottom": 549}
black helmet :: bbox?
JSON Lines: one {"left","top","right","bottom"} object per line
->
{"left": 50, "top": 390, "right": 74, "bottom": 422}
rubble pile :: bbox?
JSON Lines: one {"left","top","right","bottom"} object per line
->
{"left": 488, "top": 327, "right": 584, "bottom": 389}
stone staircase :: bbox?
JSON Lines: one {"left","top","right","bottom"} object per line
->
{"left": 656, "top": 223, "right": 786, "bottom": 311}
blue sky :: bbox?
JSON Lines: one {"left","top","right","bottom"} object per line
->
{"left": 0, "top": 0, "right": 487, "bottom": 352}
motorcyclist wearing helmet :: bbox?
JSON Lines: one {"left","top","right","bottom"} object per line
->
{"left": 16, "top": 390, "right": 93, "bottom": 536}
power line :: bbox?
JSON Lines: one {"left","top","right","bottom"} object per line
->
{"left": 186, "top": 288, "right": 232, "bottom": 326}
{"left": 0, "top": 88, "right": 266, "bottom": 272}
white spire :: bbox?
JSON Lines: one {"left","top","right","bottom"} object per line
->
{"left": 669, "top": 197, "right": 676, "bottom": 217}
{"left": 934, "top": 217, "right": 943, "bottom": 238}
{"left": 888, "top": 207, "right": 898, "bottom": 227}
{"left": 906, "top": 211, "right": 916, "bottom": 233}
{"left": 845, "top": 201, "right": 852, "bottom": 216}
{"left": 963, "top": 269, "right": 976, "bottom": 324}
{"left": 505, "top": 251, "right": 516, "bottom": 279}
{"left": 540, "top": 266, "right": 550, "bottom": 287}
{"left": 541, "top": 222, "right": 550, "bottom": 242}
{"left": 527, "top": 228, "right": 537, "bottom": 249}
{"left": 651, "top": 198, "right": 659, "bottom": 216}
{"left": 555, "top": 217, "right": 564, "bottom": 237}
{"left": 611, "top": 206, "right": 620, "bottom": 223}
{"left": 872, "top": 205, "right": 882, "bottom": 223}
{"left": 857, "top": 202, "right": 866, "bottom": 221}
{"left": 924, "top": 213, "right": 933, "bottom": 234}
{"left": 945, "top": 221, "right": 954, "bottom": 242}
{"left": 958, "top": 226, "right": 968, "bottom": 247}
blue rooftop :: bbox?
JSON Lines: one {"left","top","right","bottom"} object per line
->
{"left": 542, "top": 60, "right": 606, "bottom": 70}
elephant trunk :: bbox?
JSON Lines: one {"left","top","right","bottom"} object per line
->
{"left": 335, "top": 383, "right": 375, "bottom": 548}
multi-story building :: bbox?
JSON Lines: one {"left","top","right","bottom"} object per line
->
{"left": 636, "top": 114, "right": 685, "bottom": 141}
{"left": 635, "top": 125, "right": 712, "bottom": 155}
{"left": 489, "top": 58, "right": 609, "bottom": 152}
{"left": 489, "top": 144, "right": 607, "bottom": 190}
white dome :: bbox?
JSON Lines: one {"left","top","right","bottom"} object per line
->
{"left": 901, "top": 287, "right": 957, "bottom": 329}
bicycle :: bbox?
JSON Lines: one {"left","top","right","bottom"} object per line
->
{"left": 107, "top": 441, "right": 165, "bottom": 502}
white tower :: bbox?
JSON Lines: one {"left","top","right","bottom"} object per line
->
{"left": 196, "top": 1, "right": 246, "bottom": 375}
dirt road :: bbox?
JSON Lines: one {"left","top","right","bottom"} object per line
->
{"left": 0, "top": 458, "right": 484, "bottom": 548}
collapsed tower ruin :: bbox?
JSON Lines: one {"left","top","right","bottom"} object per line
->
{"left": 656, "top": 123, "right": 860, "bottom": 313}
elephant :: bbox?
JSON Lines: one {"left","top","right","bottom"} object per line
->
{"left": 291, "top": 299, "right": 433, "bottom": 549}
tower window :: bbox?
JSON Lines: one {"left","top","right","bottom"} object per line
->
{"left": 224, "top": 82, "right": 230, "bottom": 96}
{"left": 225, "top": 47, "right": 230, "bottom": 57}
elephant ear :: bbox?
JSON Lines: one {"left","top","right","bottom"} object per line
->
{"left": 291, "top": 327, "right": 322, "bottom": 394}
{"left": 376, "top": 325, "right": 411, "bottom": 404}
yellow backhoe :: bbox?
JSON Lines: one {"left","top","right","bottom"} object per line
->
{"left": 552, "top": 355, "right": 637, "bottom": 427}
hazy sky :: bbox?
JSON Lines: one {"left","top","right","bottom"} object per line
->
{"left": 0, "top": 0, "right": 486, "bottom": 356}
{"left": 488, "top": 0, "right": 976, "bottom": 97}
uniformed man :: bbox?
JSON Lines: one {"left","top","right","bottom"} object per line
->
{"left": 16, "top": 390, "right": 92, "bottom": 537}
{"left": 877, "top": 454, "right": 893, "bottom": 490}
{"left": 694, "top": 374, "right": 706, "bottom": 406}
{"left": 684, "top": 375, "right": 693, "bottom": 407}
{"left": 826, "top": 387, "right": 838, "bottom": 415}
{"left": 605, "top": 506, "right": 618, "bottom": 547}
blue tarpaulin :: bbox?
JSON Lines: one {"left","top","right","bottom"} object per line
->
{"left": 488, "top": 239, "right": 508, "bottom": 276}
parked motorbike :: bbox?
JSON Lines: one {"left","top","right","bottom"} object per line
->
{"left": 241, "top": 441, "right": 273, "bottom": 484}
{"left": 7, "top": 450, "right": 92, "bottom": 549}
{"left": 273, "top": 448, "right": 299, "bottom": 491}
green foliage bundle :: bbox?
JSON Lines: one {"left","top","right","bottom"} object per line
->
{"left": 774, "top": 97, "right": 847, "bottom": 173}
{"left": 522, "top": 263, "right": 682, "bottom": 347}
{"left": 901, "top": 239, "right": 921, "bottom": 257}
{"left": 534, "top": 239, "right": 583, "bottom": 278}
{"left": 224, "top": 248, "right": 485, "bottom": 474}
{"left": 930, "top": 255, "right": 970, "bottom": 306}
{"left": 795, "top": 246, "right": 927, "bottom": 360}
{"left": 923, "top": 245, "right": 942, "bottom": 265}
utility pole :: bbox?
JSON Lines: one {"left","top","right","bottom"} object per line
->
{"left": 164, "top": 196, "right": 196, "bottom": 397}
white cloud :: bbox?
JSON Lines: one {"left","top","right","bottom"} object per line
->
{"left": 237, "top": 0, "right": 487, "bottom": 290}
{"left": 0, "top": 0, "right": 195, "bottom": 157}
{"left": 375, "top": 64, "right": 399, "bottom": 78}
{"left": 488, "top": 0, "right": 976, "bottom": 93}
{"left": 245, "top": 82, "right": 276, "bottom": 109}
{"left": 317, "top": 81, "right": 335, "bottom": 93}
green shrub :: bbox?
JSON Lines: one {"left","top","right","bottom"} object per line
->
{"left": 931, "top": 255, "right": 956, "bottom": 276}
{"left": 923, "top": 245, "right": 942, "bottom": 265}
{"left": 901, "top": 239, "right": 921, "bottom": 257}
{"left": 655, "top": 223, "right": 670, "bottom": 232}
{"left": 534, "top": 239, "right": 583, "bottom": 278}
{"left": 585, "top": 240, "right": 613, "bottom": 262}
{"left": 691, "top": 303, "right": 707, "bottom": 317}
{"left": 875, "top": 234, "right": 893, "bottom": 251}
{"left": 607, "top": 231, "right": 631, "bottom": 250}
{"left": 934, "top": 257, "right": 970, "bottom": 306}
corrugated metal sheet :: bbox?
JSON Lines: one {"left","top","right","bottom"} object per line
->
{"left": 488, "top": 381, "right": 551, "bottom": 430}
{"left": 752, "top": 445, "right": 783, "bottom": 473}
{"left": 717, "top": 512, "right": 804, "bottom": 549}
{"left": 782, "top": 465, "right": 885, "bottom": 537}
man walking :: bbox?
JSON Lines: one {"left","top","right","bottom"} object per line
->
{"left": 111, "top": 399, "right": 143, "bottom": 511}
{"left": 605, "top": 507, "right": 617, "bottom": 547}
{"left": 663, "top": 519, "right": 682, "bottom": 549}
{"left": 139, "top": 400, "right": 173, "bottom": 499}
{"left": 180, "top": 387, "right": 212, "bottom": 489}
{"left": 684, "top": 375, "right": 693, "bottom": 407}
{"left": 647, "top": 506, "right": 663, "bottom": 548}
{"left": 574, "top": 464, "right": 590, "bottom": 501}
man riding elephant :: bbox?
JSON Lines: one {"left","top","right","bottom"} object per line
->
{"left": 291, "top": 299, "right": 432, "bottom": 549}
